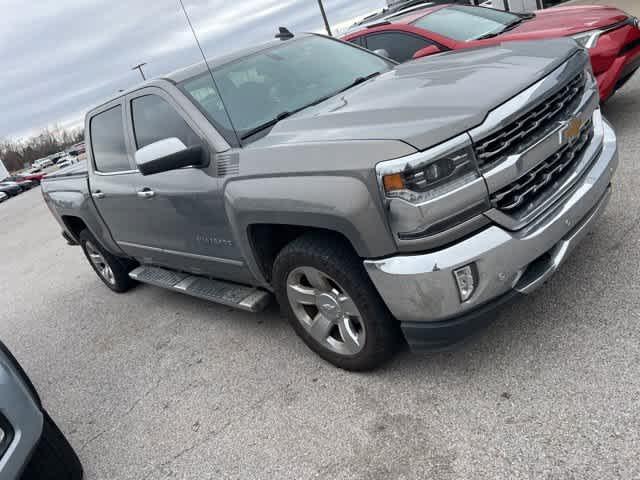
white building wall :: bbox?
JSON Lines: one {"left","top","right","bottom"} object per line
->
{"left": 0, "top": 159, "right": 9, "bottom": 180}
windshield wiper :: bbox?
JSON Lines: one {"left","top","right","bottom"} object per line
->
{"left": 241, "top": 111, "right": 293, "bottom": 140}
{"left": 335, "top": 71, "right": 382, "bottom": 95}
{"left": 240, "top": 71, "right": 382, "bottom": 141}
{"left": 476, "top": 15, "right": 532, "bottom": 40}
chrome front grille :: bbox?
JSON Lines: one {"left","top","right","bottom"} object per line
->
{"left": 491, "top": 119, "right": 594, "bottom": 215}
{"left": 475, "top": 72, "right": 586, "bottom": 169}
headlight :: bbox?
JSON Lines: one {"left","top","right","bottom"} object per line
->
{"left": 377, "top": 134, "right": 490, "bottom": 242}
{"left": 571, "top": 30, "right": 603, "bottom": 50}
{"left": 380, "top": 139, "right": 479, "bottom": 204}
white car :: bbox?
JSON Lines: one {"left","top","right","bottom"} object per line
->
{"left": 0, "top": 191, "right": 8, "bottom": 202}
{"left": 57, "top": 159, "right": 73, "bottom": 169}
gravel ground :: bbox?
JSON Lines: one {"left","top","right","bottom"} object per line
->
{"left": 2, "top": 75, "right": 640, "bottom": 480}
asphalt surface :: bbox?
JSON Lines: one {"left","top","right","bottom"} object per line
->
{"left": 2, "top": 76, "right": 640, "bottom": 480}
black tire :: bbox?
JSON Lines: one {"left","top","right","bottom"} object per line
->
{"left": 20, "top": 410, "right": 83, "bottom": 480}
{"left": 272, "top": 233, "right": 401, "bottom": 371}
{"left": 79, "top": 229, "right": 136, "bottom": 293}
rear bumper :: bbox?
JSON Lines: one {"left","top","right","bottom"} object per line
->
{"left": 364, "top": 118, "right": 617, "bottom": 346}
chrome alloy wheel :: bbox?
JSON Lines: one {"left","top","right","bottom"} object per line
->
{"left": 286, "top": 266, "right": 366, "bottom": 356}
{"left": 85, "top": 240, "right": 116, "bottom": 285}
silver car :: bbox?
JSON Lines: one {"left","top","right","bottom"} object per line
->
{"left": 0, "top": 341, "right": 82, "bottom": 479}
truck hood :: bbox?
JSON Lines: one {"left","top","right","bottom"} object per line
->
{"left": 253, "top": 39, "right": 581, "bottom": 151}
{"left": 503, "top": 5, "right": 630, "bottom": 39}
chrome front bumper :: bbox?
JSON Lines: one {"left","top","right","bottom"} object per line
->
{"left": 364, "top": 118, "right": 618, "bottom": 324}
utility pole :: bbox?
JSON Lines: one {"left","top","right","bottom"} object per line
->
{"left": 132, "top": 62, "right": 147, "bottom": 81}
{"left": 317, "top": 0, "right": 332, "bottom": 36}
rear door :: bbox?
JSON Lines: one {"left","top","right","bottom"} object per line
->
{"left": 87, "top": 99, "right": 143, "bottom": 255}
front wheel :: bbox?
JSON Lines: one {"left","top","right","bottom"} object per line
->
{"left": 273, "top": 234, "right": 400, "bottom": 371}
{"left": 79, "top": 230, "right": 136, "bottom": 293}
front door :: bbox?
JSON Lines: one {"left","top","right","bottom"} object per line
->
{"left": 124, "top": 89, "right": 251, "bottom": 284}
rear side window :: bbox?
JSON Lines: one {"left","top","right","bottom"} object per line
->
{"left": 131, "top": 94, "right": 201, "bottom": 149}
{"left": 349, "top": 36, "right": 365, "bottom": 47}
{"left": 365, "top": 32, "right": 432, "bottom": 62}
{"left": 90, "top": 106, "right": 130, "bottom": 173}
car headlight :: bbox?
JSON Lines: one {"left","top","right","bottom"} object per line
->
{"left": 571, "top": 30, "right": 603, "bottom": 50}
{"left": 380, "top": 140, "right": 479, "bottom": 204}
{"left": 377, "top": 134, "right": 490, "bottom": 242}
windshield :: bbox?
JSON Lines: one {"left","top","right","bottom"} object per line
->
{"left": 413, "top": 6, "right": 521, "bottom": 41}
{"left": 180, "top": 35, "right": 392, "bottom": 142}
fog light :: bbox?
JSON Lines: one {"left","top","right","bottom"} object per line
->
{"left": 453, "top": 264, "right": 476, "bottom": 302}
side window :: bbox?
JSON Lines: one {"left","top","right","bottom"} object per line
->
{"left": 90, "top": 105, "right": 130, "bottom": 173}
{"left": 348, "top": 36, "right": 365, "bottom": 47}
{"left": 131, "top": 94, "right": 201, "bottom": 150}
{"left": 366, "top": 32, "right": 432, "bottom": 63}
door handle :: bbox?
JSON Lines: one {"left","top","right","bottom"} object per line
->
{"left": 92, "top": 191, "right": 105, "bottom": 199}
{"left": 136, "top": 188, "right": 155, "bottom": 199}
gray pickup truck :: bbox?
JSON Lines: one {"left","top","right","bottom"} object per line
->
{"left": 42, "top": 34, "right": 617, "bottom": 370}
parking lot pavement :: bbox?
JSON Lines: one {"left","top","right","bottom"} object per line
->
{"left": 1, "top": 73, "right": 639, "bottom": 479}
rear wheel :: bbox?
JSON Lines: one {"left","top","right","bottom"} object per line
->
{"left": 273, "top": 234, "right": 400, "bottom": 371}
{"left": 79, "top": 230, "right": 136, "bottom": 293}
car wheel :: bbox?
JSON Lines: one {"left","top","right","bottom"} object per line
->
{"left": 273, "top": 233, "right": 400, "bottom": 371}
{"left": 79, "top": 229, "right": 136, "bottom": 293}
{"left": 20, "top": 410, "right": 83, "bottom": 480}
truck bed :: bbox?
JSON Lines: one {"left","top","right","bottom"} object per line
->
{"left": 42, "top": 162, "right": 88, "bottom": 181}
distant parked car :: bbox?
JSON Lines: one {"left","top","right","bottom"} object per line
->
{"left": 3, "top": 176, "right": 35, "bottom": 190}
{"left": 34, "top": 158, "right": 54, "bottom": 169}
{"left": 0, "top": 341, "right": 83, "bottom": 479}
{"left": 57, "top": 159, "right": 73, "bottom": 169}
{"left": 17, "top": 172, "right": 45, "bottom": 185}
{"left": 0, "top": 182, "right": 23, "bottom": 196}
{"left": 343, "top": 4, "right": 640, "bottom": 101}
{"left": 0, "top": 192, "right": 8, "bottom": 202}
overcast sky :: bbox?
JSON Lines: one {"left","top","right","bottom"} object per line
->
{"left": 0, "top": 0, "right": 385, "bottom": 140}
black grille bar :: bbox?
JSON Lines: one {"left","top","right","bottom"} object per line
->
{"left": 490, "top": 120, "right": 594, "bottom": 215}
{"left": 476, "top": 72, "right": 586, "bottom": 168}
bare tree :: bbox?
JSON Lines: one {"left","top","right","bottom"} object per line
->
{"left": 1, "top": 126, "right": 84, "bottom": 173}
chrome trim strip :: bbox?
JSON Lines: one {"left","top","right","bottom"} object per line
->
{"left": 94, "top": 169, "right": 138, "bottom": 176}
{"left": 514, "top": 186, "right": 612, "bottom": 294}
{"left": 118, "top": 241, "right": 245, "bottom": 266}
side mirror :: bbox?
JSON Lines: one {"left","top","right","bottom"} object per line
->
{"left": 413, "top": 45, "right": 442, "bottom": 60}
{"left": 135, "top": 138, "right": 207, "bottom": 176}
{"left": 373, "top": 48, "right": 391, "bottom": 58}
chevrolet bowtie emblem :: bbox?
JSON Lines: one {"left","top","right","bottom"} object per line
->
{"left": 564, "top": 117, "right": 584, "bottom": 143}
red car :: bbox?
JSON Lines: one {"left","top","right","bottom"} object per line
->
{"left": 15, "top": 172, "right": 46, "bottom": 185}
{"left": 343, "top": 4, "right": 640, "bottom": 101}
